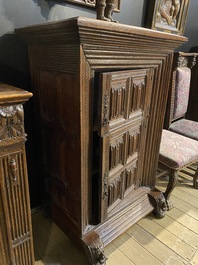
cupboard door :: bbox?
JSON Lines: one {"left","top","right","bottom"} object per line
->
{"left": 98, "top": 69, "right": 154, "bottom": 221}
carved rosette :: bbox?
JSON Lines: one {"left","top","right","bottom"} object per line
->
{"left": 0, "top": 104, "right": 25, "bottom": 140}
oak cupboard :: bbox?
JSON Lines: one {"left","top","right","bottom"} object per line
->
{"left": 16, "top": 17, "right": 186, "bottom": 265}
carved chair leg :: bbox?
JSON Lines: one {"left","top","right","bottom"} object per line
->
{"left": 82, "top": 231, "right": 107, "bottom": 265}
{"left": 163, "top": 169, "right": 178, "bottom": 210}
{"left": 193, "top": 167, "right": 198, "bottom": 189}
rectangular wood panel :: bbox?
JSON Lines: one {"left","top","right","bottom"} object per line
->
{"left": 99, "top": 69, "right": 154, "bottom": 221}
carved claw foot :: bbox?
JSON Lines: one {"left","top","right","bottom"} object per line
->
{"left": 82, "top": 231, "right": 107, "bottom": 265}
{"left": 165, "top": 198, "right": 174, "bottom": 211}
{"left": 163, "top": 169, "right": 178, "bottom": 210}
{"left": 148, "top": 189, "right": 167, "bottom": 219}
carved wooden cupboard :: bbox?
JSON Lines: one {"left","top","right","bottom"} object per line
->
{"left": 16, "top": 17, "right": 186, "bottom": 264}
{"left": 0, "top": 84, "right": 34, "bottom": 265}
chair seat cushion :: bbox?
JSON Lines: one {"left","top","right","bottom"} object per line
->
{"left": 169, "top": 119, "right": 198, "bottom": 140}
{"left": 159, "top": 129, "right": 198, "bottom": 169}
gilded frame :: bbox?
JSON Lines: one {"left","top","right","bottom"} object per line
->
{"left": 52, "top": 0, "right": 120, "bottom": 12}
{"left": 147, "top": 0, "right": 190, "bottom": 35}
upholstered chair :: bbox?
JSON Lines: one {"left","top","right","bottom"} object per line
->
{"left": 158, "top": 52, "right": 198, "bottom": 211}
{"left": 159, "top": 129, "right": 198, "bottom": 210}
{"left": 164, "top": 52, "right": 198, "bottom": 140}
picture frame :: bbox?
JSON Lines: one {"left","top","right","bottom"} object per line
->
{"left": 51, "top": 0, "right": 121, "bottom": 13}
{"left": 147, "top": 0, "right": 190, "bottom": 35}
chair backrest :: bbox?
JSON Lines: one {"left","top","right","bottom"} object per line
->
{"left": 172, "top": 66, "right": 191, "bottom": 120}
{"left": 164, "top": 52, "right": 198, "bottom": 129}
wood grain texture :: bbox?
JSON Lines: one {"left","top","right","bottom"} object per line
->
{"left": 16, "top": 17, "right": 187, "bottom": 264}
{"left": 0, "top": 84, "right": 34, "bottom": 265}
{"left": 33, "top": 166, "right": 198, "bottom": 265}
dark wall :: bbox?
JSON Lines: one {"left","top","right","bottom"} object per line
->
{"left": 0, "top": 0, "right": 198, "bottom": 209}
{"left": 179, "top": 0, "right": 198, "bottom": 51}
{"left": 0, "top": 34, "right": 41, "bottom": 208}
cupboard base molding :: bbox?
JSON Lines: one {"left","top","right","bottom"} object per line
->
{"left": 94, "top": 187, "right": 153, "bottom": 246}
{"left": 82, "top": 187, "right": 154, "bottom": 264}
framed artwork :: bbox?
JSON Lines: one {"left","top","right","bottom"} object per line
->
{"left": 52, "top": 0, "right": 121, "bottom": 12}
{"left": 147, "top": 0, "right": 190, "bottom": 35}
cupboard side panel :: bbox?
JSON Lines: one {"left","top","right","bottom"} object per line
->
{"left": 28, "top": 45, "right": 86, "bottom": 236}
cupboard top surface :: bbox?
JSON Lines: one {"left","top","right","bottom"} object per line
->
{"left": 0, "top": 83, "right": 32, "bottom": 104}
{"left": 15, "top": 16, "right": 187, "bottom": 48}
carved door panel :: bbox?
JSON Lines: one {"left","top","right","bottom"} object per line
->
{"left": 98, "top": 69, "right": 154, "bottom": 221}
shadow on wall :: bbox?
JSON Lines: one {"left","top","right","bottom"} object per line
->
{"left": 0, "top": 34, "right": 29, "bottom": 87}
{"left": 33, "top": 0, "right": 53, "bottom": 19}
{"left": 0, "top": 33, "right": 41, "bottom": 209}
{"left": 32, "top": 0, "right": 94, "bottom": 22}
{"left": 141, "top": 0, "right": 149, "bottom": 26}
{"left": 0, "top": 0, "right": 14, "bottom": 36}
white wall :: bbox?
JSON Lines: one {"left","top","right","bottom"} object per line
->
{"left": 0, "top": 0, "right": 146, "bottom": 34}
{"left": 0, "top": 0, "right": 14, "bottom": 35}
{"left": 1, "top": 0, "right": 198, "bottom": 51}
